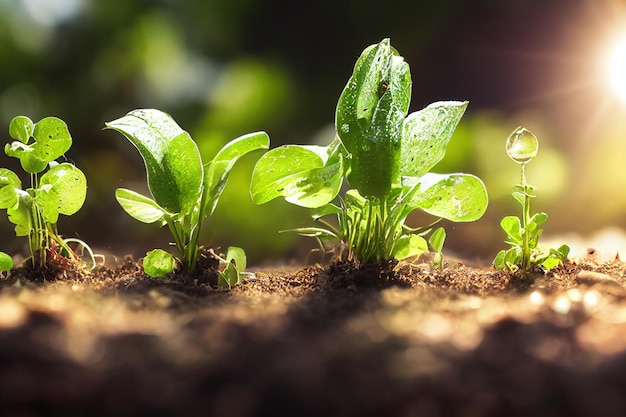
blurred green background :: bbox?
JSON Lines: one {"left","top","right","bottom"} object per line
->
{"left": 1, "top": 0, "right": 626, "bottom": 264}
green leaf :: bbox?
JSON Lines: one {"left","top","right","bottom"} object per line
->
{"left": 529, "top": 212, "right": 548, "bottom": 227}
{"left": 285, "top": 227, "right": 339, "bottom": 240}
{"left": 556, "top": 244, "right": 570, "bottom": 259}
{"left": 5, "top": 117, "right": 72, "bottom": 173}
{"left": 115, "top": 188, "right": 166, "bottom": 224}
{"left": 400, "top": 101, "right": 468, "bottom": 177}
{"left": 336, "top": 38, "right": 411, "bottom": 198}
{"left": 540, "top": 256, "right": 561, "bottom": 271}
{"left": 35, "top": 163, "right": 87, "bottom": 224}
{"left": 0, "top": 168, "right": 21, "bottom": 209}
{"left": 500, "top": 216, "right": 522, "bottom": 244}
{"left": 392, "top": 234, "right": 428, "bottom": 260}
{"left": 0, "top": 252, "right": 12, "bottom": 272}
{"left": 311, "top": 203, "right": 341, "bottom": 220}
{"left": 250, "top": 141, "right": 343, "bottom": 208}
{"left": 218, "top": 263, "right": 239, "bottom": 289}
{"left": 105, "top": 109, "right": 203, "bottom": 214}
{"left": 226, "top": 246, "right": 246, "bottom": 273}
{"left": 7, "top": 191, "right": 32, "bottom": 236}
{"left": 217, "top": 246, "right": 247, "bottom": 288}
{"left": 143, "top": 249, "right": 176, "bottom": 278}
{"left": 404, "top": 173, "right": 488, "bottom": 222}
{"left": 428, "top": 227, "right": 446, "bottom": 253}
{"left": 493, "top": 250, "right": 506, "bottom": 269}
{"left": 8, "top": 116, "right": 33, "bottom": 143}
{"left": 204, "top": 131, "right": 269, "bottom": 215}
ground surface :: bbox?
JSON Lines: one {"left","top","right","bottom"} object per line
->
{"left": 2, "top": 248, "right": 626, "bottom": 417}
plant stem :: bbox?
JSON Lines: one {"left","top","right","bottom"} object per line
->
{"left": 521, "top": 164, "right": 531, "bottom": 270}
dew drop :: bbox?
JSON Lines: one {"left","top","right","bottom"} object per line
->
{"left": 506, "top": 126, "right": 538, "bottom": 164}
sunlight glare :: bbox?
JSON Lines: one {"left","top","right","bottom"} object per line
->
{"left": 608, "top": 36, "right": 626, "bottom": 103}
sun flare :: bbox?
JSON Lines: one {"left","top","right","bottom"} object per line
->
{"left": 608, "top": 36, "right": 626, "bottom": 103}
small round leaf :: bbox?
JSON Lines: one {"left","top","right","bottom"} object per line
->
{"left": 143, "top": 249, "right": 176, "bottom": 278}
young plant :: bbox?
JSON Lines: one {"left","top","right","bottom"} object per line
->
{"left": 429, "top": 227, "right": 446, "bottom": 270}
{"left": 250, "top": 39, "right": 488, "bottom": 265}
{"left": 105, "top": 109, "right": 269, "bottom": 277}
{"left": 0, "top": 116, "right": 88, "bottom": 269}
{"left": 493, "top": 126, "right": 569, "bottom": 272}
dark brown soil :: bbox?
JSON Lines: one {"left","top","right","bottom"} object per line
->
{"left": 1, "top": 250, "right": 626, "bottom": 417}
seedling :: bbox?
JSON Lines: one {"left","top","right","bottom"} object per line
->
{"left": 429, "top": 227, "right": 446, "bottom": 270}
{"left": 251, "top": 39, "right": 488, "bottom": 265}
{"left": 0, "top": 116, "right": 89, "bottom": 269}
{"left": 493, "top": 126, "right": 570, "bottom": 272}
{"left": 216, "top": 246, "right": 247, "bottom": 289}
{"left": 105, "top": 109, "right": 268, "bottom": 278}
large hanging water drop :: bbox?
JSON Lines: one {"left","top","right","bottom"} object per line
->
{"left": 506, "top": 126, "right": 538, "bottom": 164}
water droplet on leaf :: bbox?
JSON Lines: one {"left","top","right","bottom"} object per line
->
{"left": 506, "top": 126, "right": 538, "bottom": 164}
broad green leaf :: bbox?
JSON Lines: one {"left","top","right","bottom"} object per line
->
{"left": 7, "top": 191, "right": 32, "bottom": 236}
{"left": 204, "top": 131, "right": 269, "bottom": 215}
{"left": 143, "top": 249, "right": 176, "bottom": 278}
{"left": 105, "top": 109, "right": 203, "bottom": 214}
{"left": 115, "top": 188, "right": 166, "bottom": 224}
{"left": 0, "top": 168, "right": 21, "bottom": 209}
{"left": 0, "top": 252, "right": 12, "bottom": 272}
{"left": 392, "top": 234, "right": 428, "bottom": 260}
{"left": 36, "top": 163, "right": 86, "bottom": 223}
{"left": 500, "top": 216, "right": 522, "bottom": 244}
{"left": 336, "top": 38, "right": 411, "bottom": 198}
{"left": 5, "top": 117, "right": 72, "bottom": 173}
{"left": 250, "top": 143, "right": 343, "bottom": 208}
{"left": 400, "top": 101, "right": 468, "bottom": 177}
{"left": 8, "top": 116, "right": 33, "bottom": 143}
{"left": 404, "top": 173, "right": 488, "bottom": 222}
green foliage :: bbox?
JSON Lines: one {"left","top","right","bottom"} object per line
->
{"left": 0, "top": 252, "right": 12, "bottom": 272}
{"left": 106, "top": 109, "right": 268, "bottom": 276}
{"left": 217, "top": 246, "right": 247, "bottom": 289}
{"left": 143, "top": 249, "right": 176, "bottom": 278}
{"left": 0, "top": 116, "right": 88, "bottom": 268}
{"left": 251, "top": 39, "right": 488, "bottom": 265}
{"left": 493, "top": 127, "right": 570, "bottom": 272}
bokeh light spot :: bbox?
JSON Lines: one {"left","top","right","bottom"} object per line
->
{"left": 608, "top": 36, "right": 626, "bottom": 103}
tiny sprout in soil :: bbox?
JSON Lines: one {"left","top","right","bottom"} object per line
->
{"left": 105, "top": 109, "right": 268, "bottom": 278}
{"left": 493, "top": 126, "right": 570, "bottom": 272}
{"left": 250, "top": 38, "right": 488, "bottom": 266}
{"left": 0, "top": 116, "right": 90, "bottom": 269}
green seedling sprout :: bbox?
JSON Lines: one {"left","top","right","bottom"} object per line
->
{"left": 428, "top": 227, "right": 446, "bottom": 270}
{"left": 106, "top": 109, "right": 268, "bottom": 281}
{"left": 250, "top": 39, "right": 488, "bottom": 265}
{"left": 493, "top": 126, "right": 570, "bottom": 272}
{"left": 0, "top": 116, "right": 91, "bottom": 269}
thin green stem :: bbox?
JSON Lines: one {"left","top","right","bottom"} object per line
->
{"left": 521, "top": 164, "right": 531, "bottom": 270}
